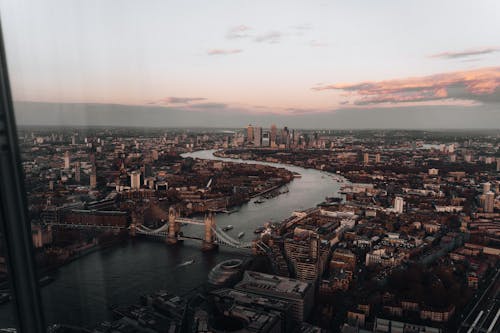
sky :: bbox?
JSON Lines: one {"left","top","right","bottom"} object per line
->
{"left": 1, "top": 0, "right": 499, "bottom": 128}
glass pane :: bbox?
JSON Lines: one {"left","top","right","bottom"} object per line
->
{"left": 1, "top": 1, "right": 500, "bottom": 333}
{"left": 0, "top": 235, "right": 17, "bottom": 330}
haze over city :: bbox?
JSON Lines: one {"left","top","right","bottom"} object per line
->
{"left": 1, "top": 0, "right": 499, "bottom": 128}
{"left": 1, "top": 1, "right": 500, "bottom": 332}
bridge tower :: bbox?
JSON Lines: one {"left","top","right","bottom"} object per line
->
{"left": 166, "top": 207, "right": 179, "bottom": 244}
{"left": 202, "top": 211, "right": 218, "bottom": 251}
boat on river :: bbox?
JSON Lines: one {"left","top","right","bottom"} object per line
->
{"left": 177, "top": 259, "right": 195, "bottom": 267}
{"left": 254, "top": 226, "right": 265, "bottom": 234}
{"left": 222, "top": 225, "right": 233, "bottom": 231}
{"left": 238, "top": 232, "right": 245, "bottom": 239}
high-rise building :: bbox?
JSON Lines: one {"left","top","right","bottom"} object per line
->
{"left": 64, "top": 151, "right": 70, "bottom": 169}
{"left": 484, "top": 191, "right": 495, "bottom": 213}
{"left": 281, "top": 127, "right": 290, "bottom": 147}
{"left": 246, "top": 124, "right": 254, "bottom": 143}
{"left": 270, "top": 124, "right": 277, "bottom": 147}
{"left": 90, "top": 166, "right": 97, "bottom": 189}
{"left": 74, "top": 161, "right": 81, "bottom": 183}
{"left": 130, "top": 171, "right": 141, "bottom": 190}
{"left": 262, "top": 132, "right": 270, "bottom": 147}
{"left": 393, "top": 197, "right": 404, "bottom": 214}
{"left": 253, "top": 127, "right": 262, "bottom": 147}
{"left": 375, "top": 153, "right": 381, "bottom": 164}
{"left": 363, "top": 153, "right": 369, "bottom": 165}
{"left": 284, "top": 231, "right": 328, "bottom": 282}
{"left": 483, "top": 182, "right": 491, "bottom": 193}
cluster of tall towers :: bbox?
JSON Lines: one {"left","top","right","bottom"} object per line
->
{"left": 62, "top": 150, "right": 97, "bottom": 189}
{"left": 246, "top": 124, "right": 293, "bottom": 148}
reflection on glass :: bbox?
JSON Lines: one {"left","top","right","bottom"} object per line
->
{"left": 1, "top": 1, "right": 500, "bottom": 332}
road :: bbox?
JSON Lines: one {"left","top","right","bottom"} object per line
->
{"left": 459, "top": 267, "right": 500, "bottom": 333}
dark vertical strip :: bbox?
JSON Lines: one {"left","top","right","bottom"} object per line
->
{"left": 0, "top": 17, "right": 46, "bottom": 333}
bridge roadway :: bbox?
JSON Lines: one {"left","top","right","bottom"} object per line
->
{"left": 47, "top": 213, "right": 255, "bottom": 250}
{"left": 133, "top": 220, "right": 253, "bottom": 250}
{"left": 47, "top": 222, "right": 127, "bottom": 229}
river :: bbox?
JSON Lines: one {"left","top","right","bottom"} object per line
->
{"left": 0, "top": 149, "right": 343, "bottom": 328}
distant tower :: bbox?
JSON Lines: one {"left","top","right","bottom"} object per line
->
{"left": 90, "top": 174, "right": 97, "bottom": 189}
{"left": 130, "top": 171, "right": 141, "bottom": 190}
{"left": 483, "top": 182, "right": 491, "bottom": 194}
{"left": 484, "top": 191, "right": 495, "bottom": 213}
{"left": 74, "top": 161, "right": 81, "bottom": 183}
{"left": 64, "top": 151, "right": 70, "bottom": 169}
{"left": 394, "top": 197, "right": 404, "bottom": 214}
{"left": 253, "top": 127, "right": 262, "bottom": 147}
{"left": 270, "top": 124, "right": 277, "bottom": 147}
{"left": 262, "top": 132, "right": 270, "bottom": 147}
{"left": 246, "top": 124, "right": 254, "bottom": 143}
{"left": 363, "top": 153, "right": 369, "bottom": 165}
{"left": 89, "top": 164, "right": 97, "bottom": 189}
{"left": 375, "top": 153, "right": 381, "bottom": 164}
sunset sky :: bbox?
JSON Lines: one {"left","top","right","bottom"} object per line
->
{"left": 0, "top": 0, "right": 499, "bottom": 127}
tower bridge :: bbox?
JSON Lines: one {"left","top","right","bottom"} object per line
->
{"left": 132, "top": 207, "right": 253, "bottom": 251}
{"left": 47, "top": 207, "right": 253, "bottom": 251}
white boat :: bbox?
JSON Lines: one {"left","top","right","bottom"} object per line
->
{"left": 222, "top": 225, "right": 234, "bottom": 231}
{"left": 177, "top": 259, "right": 195, "bottom": 267}
{"left": 238, "top": 232, "right": 245, "bottom": 239}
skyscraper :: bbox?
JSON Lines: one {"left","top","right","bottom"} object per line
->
{"left": 363, "top": 153, "right": 369, "bottom": 165}
{"left": 253, "top": 127, "right": 262, "bottom": 147}
{"left": 90, "top": 166, "right": 97, "bottom": 189}
{"left": 394, "top": 196, "right": 404, "bottom": 214}
{"left": 484, "top": 191, "right": 495, "bottom": 213}
{"left": 246, "top": 124, "right": 254, "bottom": 143}
{"left": 270, "top": 124, "right": 277, "bottom": 147}
{"left": 281, "top": 127, "right": 290, "bottom": 147}
{"left": 262, "top": 132, "right": 270, "bottom": 147}
{"left": 130, "top": 170, "right": 141, "bottom": 190}
{"left": 64, "top": 151, "right": 70, "bottom": 169}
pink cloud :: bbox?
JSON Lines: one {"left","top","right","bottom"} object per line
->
{"left": 430, "top": 47, "right": 499, "bottom": 59}
{"left": 314, "top": 67, "right": 500, "bottom": 106}
{"left": 207, "top": 48, "right": 243, "bottom": 55}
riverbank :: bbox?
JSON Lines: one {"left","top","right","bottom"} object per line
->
{"left": 0, "top": 150, "right": 343, "bottom": 328}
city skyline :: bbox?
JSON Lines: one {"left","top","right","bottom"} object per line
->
{"left": 1, "top": 0, "right": 500, "bottom": 128}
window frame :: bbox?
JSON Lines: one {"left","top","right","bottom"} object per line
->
{"left": 0, "top": 18, "right": 46, "bottom": 333}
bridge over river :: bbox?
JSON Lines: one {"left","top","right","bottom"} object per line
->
{"left": 0, "top": 149, "right": 344, "bottom": 328}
